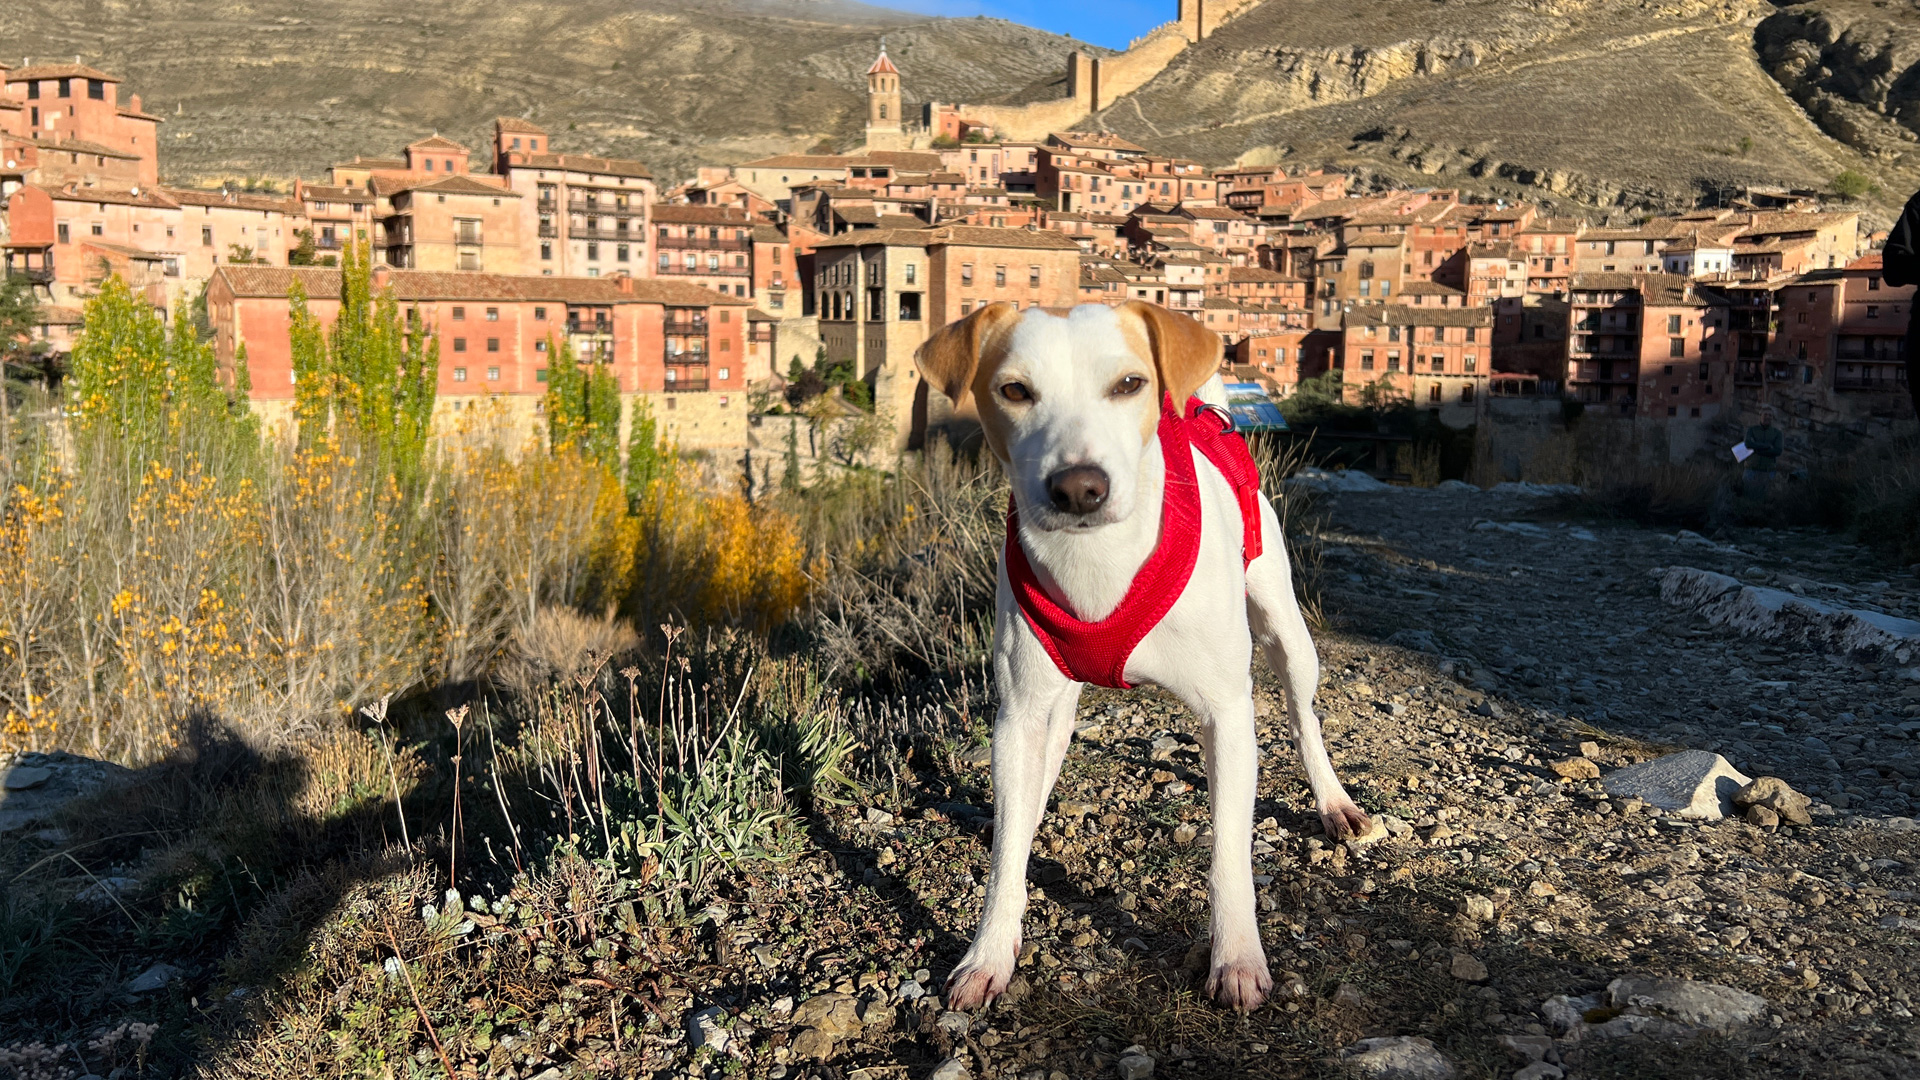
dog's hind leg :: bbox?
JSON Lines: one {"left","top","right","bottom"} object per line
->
{"left": 1245, "top": 492, "right": 1371, "bottom": 840}
{"left": 946, "top": 641, "right": 1081, "bottom": 1011}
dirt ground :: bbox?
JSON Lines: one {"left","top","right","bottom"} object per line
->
{"left": 654, "top": 485, "right": 1920, "bottom": 1079}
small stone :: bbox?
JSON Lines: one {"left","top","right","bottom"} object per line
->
{"left": 959, "top": 744, "right": 992, "bottom": 768}
{"left": 1057, "top": 800, "right": 1098, "bottom": 819}
{"left": 1578, "top": 741, "right": 1601, "bottom": 758}
{"left": 936, "top": 1010, "right": 971, "bottom": 1038}
{"left": 1173, "top": 823, "right": 1198, "bottom": 844}
{"left": 126, "top": 963, "right": 180, "bottom": 994}
{"left": 687, "top": 1006, "right": 730, "bottom": 1054}
{"left": 865, "top": 807, "right": 893, "bottom": 826}
{"left": 1499, "top": 1034, "right": 1553, "bottom": 1063}
{"left": 1115, "top": 890, "right": 1138, "bottom": 911}
{"left": 1340, "top": 1035, "right": 1459, "bottom": 1079}
{"left": 1276, "top": 971, "right": 1310, "bottom": 1000}
{"left": 1333, "top": 982, "right": 1368, "bottom": 1010}
{"left": 789, "top": 1027, "right": 835, "bottom": 1062}
{"left": 1733, "top": 776, "right": 1812, "bottom": 826}
{"left": 1163, "top": 781, "right": 1191, "bottom": 797}
{"left": 1550, "top": 757, "right": 1600, "bottom": 781}
{"left": 790, "top": 992, "right": 862, "bottom": 1037}
{"left": 1460, "top": 894, "right": 1496, "bottom": 922}
{"left": 1348, "top": 815, "right": 1392, "bottom": 847}
{"left": 1601, "top": 750, "right": 1751, "bottom": 821}
{"left": 998, "top": 973, "right": 1031, "bottom": 1005}
{"left": 874, "top": 847, "right": 896, "bottom": 867}
{"left": 1450, "top": 952, "right": 1489, "bottom": 982}
{"left": 927, "top": 1059, "right": 971, "bottom": 1080}
{"left": 1116, "top": 1051, "right": 1155, "bottom": 1080}
{"left": 1746, "top": 805, "right": 1779, "bottom": 828}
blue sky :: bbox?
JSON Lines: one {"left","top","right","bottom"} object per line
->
{"left": 890, "top": 0, "right": 1168, "bottom": 49}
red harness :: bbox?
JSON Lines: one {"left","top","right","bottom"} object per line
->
{"left": 1004, "top": 394, "right": 1264, "bottom": 689}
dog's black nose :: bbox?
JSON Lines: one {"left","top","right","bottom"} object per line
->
{"left": 1046, "top": 465, "right": 1110, "bottom": 515}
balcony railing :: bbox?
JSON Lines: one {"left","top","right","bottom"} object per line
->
{"left": 665, "top": 379, "right": 710, "bottom": 393}
{"left": 456, "top": 231, "right": 483, "bottom": 246}
{"left": 568, "top": 200, "right": 642, "bottom": 216}
{"left": 568, "top": 322, "right": 612, "bottom": 335}
{"left": 656, "top": 236, "right": 751, "bottom": 252}
{"left": 571, "top": 225, "right": 641, "bottom": 242}
{"left": 6, "top": 268, "right": 54, "bottom": 285}
{"left": 538, "top": 223, "right": 558, "bottom": 239}
{"left": 665, "top": 319, "right": 709, "bottom": 335}
{"left": 1835, "top": 373, "right": 1907, "bottom": 392}
{"left": 660, "top": 264, "right": 751, "bottom": 278}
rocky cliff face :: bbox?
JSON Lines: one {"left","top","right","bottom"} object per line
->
{"left": 1755, "top": 0, "right": 1920, "bottom": 162}
{"left": 1100, "top": 0, "right": 1915, "bottom": 220}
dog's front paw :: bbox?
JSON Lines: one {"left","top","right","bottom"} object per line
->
{"left": 945, "top": 950, "right": 1015, "bottom": 1011}
{"left": 1318, "top": 796, "right": 1372, "bottom": 841}
{"left": 1206, "top": 953, "right": 1273, "bottom": 1012}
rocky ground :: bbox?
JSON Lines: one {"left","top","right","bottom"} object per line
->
{"left": 7, "top": 483, "right": 1919, "bottom": 1079}
{"left": 631, "top": 484, "right": 1920, "bottom": 1079}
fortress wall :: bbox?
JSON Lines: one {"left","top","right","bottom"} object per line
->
{"left": 1088, "top": 27, "right": 1192, "bottom": 109}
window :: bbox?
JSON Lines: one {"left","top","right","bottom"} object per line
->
{"left": 1796, "top": 311, "right": 1808, "bottom": 324}
{"left": 87, "top": 79, "right": 105, "bottom": 100}
{"left": 453, "top": 367, "right": 467, "bottom": 382}
{"left": 541, "top": 242, "right": 553, "bottom": 261}
{"left": 451, "top": 306, "right": 467, "bottom": 321}
{"left": 1029, "top": 265, "right": 1041, "bottom": 288}
{"left": 1463, "top": 355, "right": 1477, "bottom": 373}
{"left": 961, "top": 263, "right": 973, "bottom": 286}
{"left": 535, "top": 340, "right": 548, "bottom": 353}
{"left": 1866, "top": 305, "right": 1879, "bottom": 319}
{"left": 898, "top": 292, "right": 922, "bottom": 321}
{"left": 24, "top": 81, "right": 36, "bottom": 100}
{"left": 1669, "top": 338, "right": 1685, "bottom": 358}
{"left": 1691, "top": 407, "right": 1701, "bottom": 417}
{"left": 1868, "top": 275, "right": 1880, "bottom": 291}
{"left": 1387, "top": 352, "right": 1401, "bottom": 372}
{"left": 534, "top": 306, "right": 547, "bottom": 321}
{"left": 617, "top": 244, "right": 630, "bottom": 263}
{"left": 1663, "top": 364, "right": 1674, "bottom": 375}
{"left": 994, "top": 265, "right": 1007, "bottom": 287}
{"left": 960, "top": 300, "right": 973, "bottom": 315}
{"left": 425, "top": 159, "right": 434, "bottom": 172}
{"left": 485, "top": 307, "right": 499, "bottom": 321}
{"left": 1360, "top": 350, "right": 1374, "bottom": 371}
{"left": 1667, "top": 314, "right": 1681, "bottom": 334}
{"left": 57, "top": 223, "right": 70, "bottom": 244}
{"left": 57, "top": 78, "right": 71, "bottom": 98}
{"left": 1428, "top": 384, "right": 1442, "bottom": 403}
{"left": 453, "top": 338, "right": 467, "bottom": 352}
{"left": 1465, "top": 326, "right": 1477, "bottom": 343}
{"left": 536, "top": 368, "right": 548, "bottom": 382}
{"left": 1667, "top": 405, "right": 1677, "bottom": 416}
{"left": 718, "top": 367, "right": 730, "bottom": 381}
{"left": 1431, "top": 354, "right": 1445, "bottom": 370}
{"left": 487, "top": 338, "right": 500, "bottom": 352}
{"left": 90, "top": 222, "right": 103, "bottom": 237}
{"left": 487, "top": 366, "right": 500, "bottom": 381}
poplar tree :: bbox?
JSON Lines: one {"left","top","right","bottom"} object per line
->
{"left": 542, "top": 337, "right": 621, "bottom": 466}
{"left": 69, "top": 276, "right": 232, "bottom": 449}
{"left": 285, "top": 242, "right": 438, "bottom": 479}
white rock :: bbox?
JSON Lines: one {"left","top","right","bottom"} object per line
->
{"left": 927, "top": 1058, "right": 971, "bottom": 1080}
{"left": 127, "top": 963, "right": 180, "bottom": 994}
{"left": 687, "top": 1005, "right": 730, "bottom": 1054}
{"left": 1288, "top": 467, "right": 1393, "bottom": 493}
{"left": 1340, "top": 1035, "right": 1458, "bottom": 1079}
{"left": 1658, "top": 566, "right": 1920, "bottom": 659}
{"left": 1116, "top": 1051, "right": 1156, "bottom": 1080}
{"left": 1606, "top": 976, "right": 1767, "bottom": 1030}
{"left": 1602, "top": 750, "right": 1751, "bottom": 821}
{"left": 1487, "top": 481, "right": 1581, "bottom": 497}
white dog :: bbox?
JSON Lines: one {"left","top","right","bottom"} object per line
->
{"left": 914, "top": 300, "right": 1371, "bottom": 1012}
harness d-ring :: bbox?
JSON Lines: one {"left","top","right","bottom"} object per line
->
{"left": 1200, "top": 403, "right": 1236, "bottom": 434}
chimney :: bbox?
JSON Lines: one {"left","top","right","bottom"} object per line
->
{"left": 371, "top": 264, "right": 392, "bottom": 290}
{"left": 615, "top": 271, "right": 634, "bottom": 294}
{"left": 129, "top": 93, "right": 141, "bottom": 114}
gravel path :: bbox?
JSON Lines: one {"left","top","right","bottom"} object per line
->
{"left": 656, "top": 488, "right": 1920, "bottom": 1080}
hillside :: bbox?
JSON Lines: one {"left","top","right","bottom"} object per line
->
{"left": 1097, "top": 0, "right": 1920, "bottom": 221}
{"left": 0, "top": 0, "right": 1096, "bottom": 185}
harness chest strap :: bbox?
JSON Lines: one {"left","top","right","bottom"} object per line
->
{"left": 1004, "top": 395, "right": 1264, "bottom": 689}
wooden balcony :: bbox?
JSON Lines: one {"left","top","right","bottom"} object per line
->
{"left": 664, "top": 379, "right": 710, "bottom": 393}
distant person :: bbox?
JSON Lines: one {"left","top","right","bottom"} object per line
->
{"left": 1885, "top": 186, "right": 1920, "bottom": 417}
{"left": 1742, "top": 405, "right": 1784, "bottom": 498}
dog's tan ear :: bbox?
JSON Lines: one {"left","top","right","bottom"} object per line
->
{"left": 1123, "top": 300, "right": 1221, "bottom": 405}
{"left": 915, "top": 302, "right": 1019, "bottom": 404}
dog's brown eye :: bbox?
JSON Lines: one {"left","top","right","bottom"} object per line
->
{"left": 1113, "top": 375, "right": 1148, "bottom": 396}
{"left": 999, "top": 382, "right": 1032, "bottom": 403}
